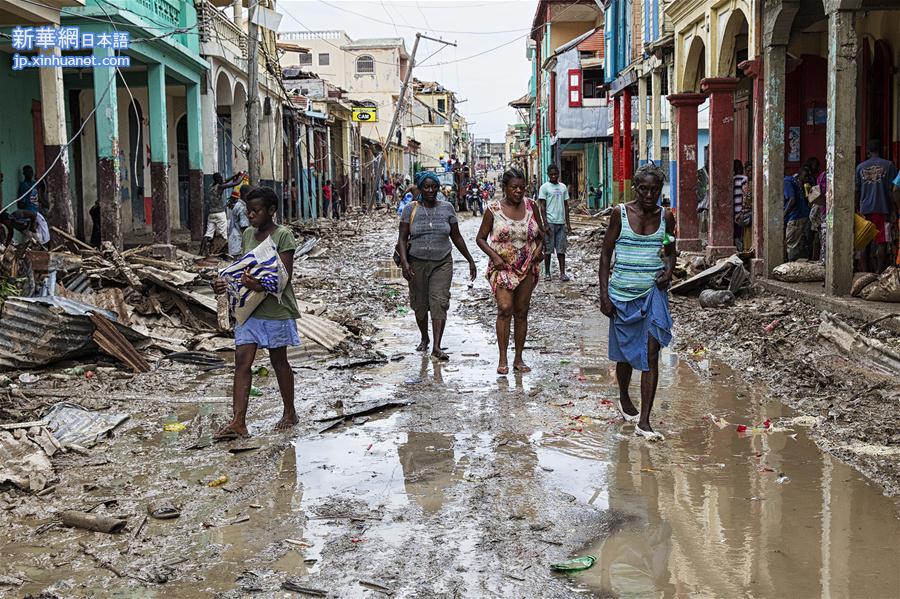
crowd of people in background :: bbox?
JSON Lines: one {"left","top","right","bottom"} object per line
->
{"left": 693, "top": 139, "right": 900, "bottom": 275}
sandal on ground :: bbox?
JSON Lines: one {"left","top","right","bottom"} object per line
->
{"left": 616, "top": 398, "right": 639, "bottom": 423}
{"left": 634, "top": 427, "right": 665, "bottom": 442}
{"left": 431, "top": 350, "right": 450, "bottom": 362}
{"left": 497, "top": 365, "right": 510, "bottom": 375}
{"left": 513, "top": 363, "right": 532, "bottom": 373}
{"left": 559, "top": 274, "right": 571, "bottom": 282}
{"left": 416, "top": 340, "right": 430, "bottom": 352}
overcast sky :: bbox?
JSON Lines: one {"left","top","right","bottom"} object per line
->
{"left": 279, "top": 0, "right": 537, "bottom": 142}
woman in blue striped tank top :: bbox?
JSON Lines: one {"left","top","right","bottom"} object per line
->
{"left": 599, "top": 164, "right": 675, "bottom": 441}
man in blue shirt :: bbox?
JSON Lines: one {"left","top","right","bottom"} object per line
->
{"left": 856, "top": 139, "right": 898, "bottom": 273}
{"left": 17, "top": 165, "right": 40, "bottom": 213}
{"left": 783, "top": 174, "right": 810, "bottom": 262}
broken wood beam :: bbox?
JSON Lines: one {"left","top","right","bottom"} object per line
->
{"left": 89, "top": 313, "right": 151, "bottom": 373}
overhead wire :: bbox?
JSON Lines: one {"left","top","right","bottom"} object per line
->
{"left": 314, "top": 0, "right": 528, "bottom": 35}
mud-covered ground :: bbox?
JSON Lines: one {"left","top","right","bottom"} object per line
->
{"left": 2, "top": 212, "right": 900, "bottom": 598}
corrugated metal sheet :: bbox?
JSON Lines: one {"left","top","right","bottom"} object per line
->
{"left": 0, "top": 297, "right": 106, "bottom": 369}
{"left": 0, "top": 297, "right": 143, "bottom": 370}
{"left": 295, "top": 313, "right": 349, "bottom": 352}
{"left": 44, "top": 402, "right": 129, "bottom": 447}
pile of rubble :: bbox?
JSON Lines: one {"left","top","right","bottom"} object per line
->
{"left": 0, "top": 221, "right": 363, "bottom": 375}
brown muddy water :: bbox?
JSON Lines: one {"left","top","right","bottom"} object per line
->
{"left": 3, "top": 219, "right": 899, "bottom": 597}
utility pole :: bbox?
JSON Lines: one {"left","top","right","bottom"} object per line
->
{"left": 373, "top": 33, "right": 456, "bottom": 207}
{"left": 247, "top": 0, "right": 261, "bottom": 184}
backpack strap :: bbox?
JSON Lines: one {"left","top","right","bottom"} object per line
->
{"left": 409, "top": 202, "right": 419, "bottom": 226}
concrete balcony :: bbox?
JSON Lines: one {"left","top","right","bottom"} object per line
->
{"left": 198, "top": 0, "right": 246, "bottom": 63}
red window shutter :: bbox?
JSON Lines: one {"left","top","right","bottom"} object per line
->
{"left": 568, "top": 69, "right": 582, "bottom": 107}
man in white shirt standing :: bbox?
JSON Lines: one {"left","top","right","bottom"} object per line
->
{"left": 538, "top": 164, "right": 573, "bottom": 281}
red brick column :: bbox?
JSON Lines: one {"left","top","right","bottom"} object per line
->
{"left": 701, "top": 77, "right": 740, "bottom": 259}
{"left": 613, "top": 95, "right": 622, "bottom": 202}
{"left": 739, "top": 59, "right": 765, "bottom": 276}
{"left": 666, "top": 93, "right": 707, "bottom": 252}
{"left": 623, "top": 87, "right": 633, "bottom": 202}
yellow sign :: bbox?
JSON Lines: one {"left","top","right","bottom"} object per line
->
{"left": 352, "top": 108, "right": 377, "bottom": 123}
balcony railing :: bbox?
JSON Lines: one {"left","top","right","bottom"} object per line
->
{"left": 198, "top": 1, "right": 246, "bottom": 60}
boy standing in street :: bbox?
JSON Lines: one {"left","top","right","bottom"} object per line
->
{"left": 538, "top": 164, "right": 572, "bottom": 281}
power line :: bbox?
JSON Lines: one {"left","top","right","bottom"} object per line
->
{"left": 313, "top": 0, "right": 528, "bottom": 35}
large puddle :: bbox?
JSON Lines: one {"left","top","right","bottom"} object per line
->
{"left": 543, "top": 317, "right": 900, "bottom": 597}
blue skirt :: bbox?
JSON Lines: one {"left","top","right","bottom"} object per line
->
{"left": 608, "top": 286, "right": 672, "bottom": 372}
{"left": 235, "top": 317, "right": 300, "bottom": 349}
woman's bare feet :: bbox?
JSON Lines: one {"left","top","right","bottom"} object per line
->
{"left": 214, "top": 420, "right": 249, "bottom": 441}
{"left": 431, "top": 349, "right": 450, "bottom": 361}
{"left": 274, "top": 412, "right": 299, "bottom": 431}
{"left": 513, "top": 361, "right": 531, "bottom": 373}
{"left": 416, "top": 338, "right": 430, "bottom": 352}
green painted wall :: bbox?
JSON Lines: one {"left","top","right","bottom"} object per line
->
{"left": 0, "top": 52, "right": 40, "bottom": 212}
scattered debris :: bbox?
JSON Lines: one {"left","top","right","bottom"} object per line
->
{"left": 671, "top": 255, "right": 748, "bottom": 296}
{"left": 281, "top": 580, "right": 328, "bottom": 596}
{"left": 44, "top": 402, "right": 129, "bottom": 447}
{"left": 772, "top": 259, "right": 826, "bottom": 283}
{"left": 61, "top": 510, "right": 127, "bottom": 533}
{"left": 549, "top": 555, "right": 596, "bottom": 572}
{"left": 699, "top": 289, "right": 736, "bottom": 308}
{"left": 817, "top": 312, "right": 900, "bottom": 374}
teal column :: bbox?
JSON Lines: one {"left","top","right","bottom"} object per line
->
{"left": 92, "top": 45, "right": 121, "bottom": 249}
{"left": 148, "top": 63, "right": 169, "bottom": 243}
{"left": 186, "top": 82, "right": 203, "bottom": 241}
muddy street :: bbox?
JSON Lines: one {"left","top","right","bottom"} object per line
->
{"left": 2, "top": 214, "right": 900, "bottom": 598}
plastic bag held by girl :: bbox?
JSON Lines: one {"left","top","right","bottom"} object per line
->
{"left": 218, "top": 236, "right": 289, "bottom": 324}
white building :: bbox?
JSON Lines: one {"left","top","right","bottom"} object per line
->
{"left": 279, "top": 31, "right": 410, "bottom": 175}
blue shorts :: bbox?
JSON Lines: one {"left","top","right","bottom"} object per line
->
{"left": 235, "top": 317, "right": 300, "bottom": 349}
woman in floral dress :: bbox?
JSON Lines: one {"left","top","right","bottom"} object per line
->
{"left": 476, "top": 168, "right": 545, "bottom": 374}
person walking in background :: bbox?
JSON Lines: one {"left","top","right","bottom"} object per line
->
{"left": 201, "top": 171, "right": 243, "bottom": 256}
{"left": 538, "top": 164, "right": 572, "bottom": 281}
{"left": 737, "top": 160, "right": 754, "bottom": 252}
{"left": 783, "top": 171, "right": 811, "bottom": 262}
{"left": 856, "top": 139, "right": 898, "bottom": 273}
{"left": 599, "top": 164, "right": 675, "bottom": 442}
{"left": 697, "top": 151, "right": 710, "bottom": 240}
{"left": 322, "top": 179, "right": 334, "bottom": 223}
{"left": 732, "top": 160, "right": 748, "bottom": 250}
{"left": 397, "top": 184, "right": 417, "bottom": 217}
{"left": 226, "top": 186, "right": 250, "bottom": 257}
{"left": 476, "top": 168, "right": 545, "bottom": 375}
{"left": 397, "top": 171, "right": 477, "bottom": 361}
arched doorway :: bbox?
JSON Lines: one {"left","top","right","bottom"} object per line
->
{"left": 128, "top": 102, "right": 145, "bottom": 229}
{"left": 176, "top": 115, "right": 189, "bottom": 229}
{"left": 681, "top": 36, "right": 706, "bottom": 93}
{"left": 215, "top": 71, "right": 234, "bottom": 178}
{"left": 719, "top": 10, "right": 752, "bottom": 164}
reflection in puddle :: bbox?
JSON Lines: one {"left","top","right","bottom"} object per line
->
{"left": 548, "top": 317, "right": 900, "bottom": 597}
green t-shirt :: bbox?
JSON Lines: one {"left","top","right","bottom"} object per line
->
{"left": 241, "top": 225, "right": 301, "bottom": 320}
